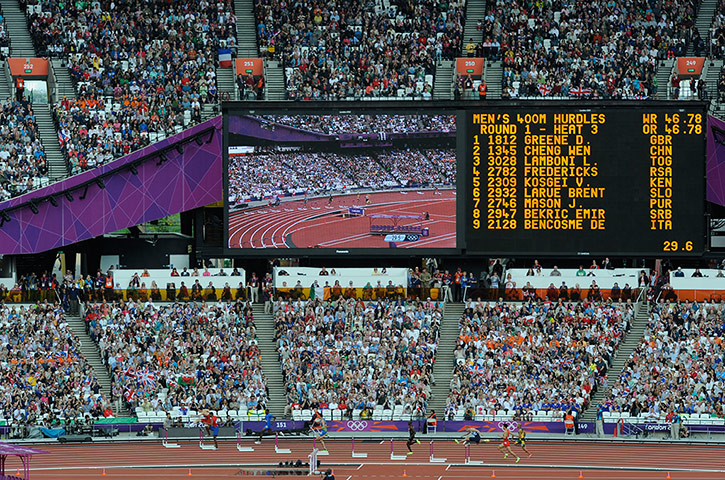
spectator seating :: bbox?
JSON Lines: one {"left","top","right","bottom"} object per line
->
{"left": 84, "top": 300, "right": 267, "bottom": 418}
{"left": 25, "top": 0, "right": 237, "bottom": 173}
{"left": 0, "top": 304, "right": 110, "bottom": 426}
{"left": 0, "top": 98, "right": 48, "bottom": 200}
{"left": 472, "top": 0, "right": 697, "bottom": 99}
{"left": 228, "top": 148, "right": 454, "bottom": 204}
{"left": 275, "top": 297, "right": 441, "bottom": 417}
{"left": 447, "top": 301, "right": 632, "bottom": 420}
{"left": 254, "top": 0, "right": 465, "bottom": 100}
{"left": 599, "top": 302, "right": 725, "bottom": 420}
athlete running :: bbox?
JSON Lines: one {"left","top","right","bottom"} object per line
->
{"left": 497, "top": 425, "right": 519, "bottom": 462}
{"left": 514, "top": 429, "right": 533, "bottom": 457}
{"left": 406, "top": 421, "right": 421, "bottom": 454}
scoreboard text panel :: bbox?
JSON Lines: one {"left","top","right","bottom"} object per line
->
{"left": 465, "top": 105, "right": 706, "bottom": 255}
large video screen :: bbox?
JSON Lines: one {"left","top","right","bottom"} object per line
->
{"left": 224, "top": 104, "right": 460, "bottom": 253}
{"left": 464, "top": 104, "right": 707, "bottom": 255}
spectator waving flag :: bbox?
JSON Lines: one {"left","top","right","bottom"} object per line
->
{"left": 124, "top": 388, "right": 135, "bottom": 402}
{"left": 178, "top": 374, "right": 196, "bottom": 387}
{"left": 537, "top": 84, "right": 552, "bottom": 97}
{"left": 137, "top": 370, "right": 156, "bottom": 389}
{"left": 218, "top": 48, "right": 232, "bottom": 68}
{"left": 570, "top": 86, "right": 592, "bottom": 98}
{"left": 58, "top": 130, "right": 68, "bottom": 147}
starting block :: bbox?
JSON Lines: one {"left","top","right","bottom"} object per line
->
{"left": 390, "top": 439, "right": 407, "bottom": 461}
{"left": 429, "top": 441, "right": 446, "bottom": 463}
{"left": 351, "top": 438, "right": 368, "bottom": 458}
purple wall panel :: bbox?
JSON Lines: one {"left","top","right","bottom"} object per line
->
{"left": 0, "top": 117, "right": 223, "bottom": 254}
{"left": 707, "top": 114, "right": 725, "bottom": 207}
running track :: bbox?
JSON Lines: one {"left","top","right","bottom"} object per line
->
{"left": 13, "top": 439, "right": 725, "bottom": 480}
{"left": 228, "top": 190, "right": 456, "bottom": 249}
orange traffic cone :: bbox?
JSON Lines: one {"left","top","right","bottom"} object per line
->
{"left": 16, "top": 469, "right": 20, "bottom": 476}
{"left": 666, "top": 473, "right": 671, "bottom": 479}
{"left": 188, "top": 468, "right": 193, "bottom": 476}
{"left": 579, "top": 471, "right": 584, "bottom": 479}
{"left": 403, "top": 470, "right": 408, "bottom": 478}
{"left": 102, "top": 468, "right": 107, "bottom": 476}
{"left": 491, "top": 470, "right": 496, "bottom": 478}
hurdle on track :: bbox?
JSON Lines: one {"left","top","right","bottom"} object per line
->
{"left": 236, "top": 431, "right": 254, "bottom": 452}
{"left": 351, "top": 438, "right": 368, "bottom": 458}
{"left": 429, "top": 441, "right": 446, "bottom": 463}
{"left": 390, "top": 439, "right": 407, "bottom": 461}
{"left": 162, "top": 427, "right": 180, "bottom": 448}
{"left": 309, "top": 448, "right": 319, "bottom": 475}
{"left": 275, "top": 433, "right": 291, "bottom": 454}
{"left": 313, "top": 435, "right": 329, "bottom": 455}
{"left": 199, "top": 428, "right": 217, "bottom": 450}
{"left": 464, "top": 444, "right": 484, "bottom": 465}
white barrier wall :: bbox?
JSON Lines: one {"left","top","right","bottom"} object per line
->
{"left": 506, "top": 268, "right": 642, "bottom": 289}
{"left": 111, "top": 268, "right": 246, "bottom": 290}
{"left": 273, "top": 267, "right": 408, "bottom": 289}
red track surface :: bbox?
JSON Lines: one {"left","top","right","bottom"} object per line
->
{"left": 228, "top": 190, "right": 456, "bottom": 249}
{"left": 11, "top": 439, "right": 725, "bottom": 480}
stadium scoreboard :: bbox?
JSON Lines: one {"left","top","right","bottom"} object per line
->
{"left": 464, "top": 104, "right": 706, "bottom": 255}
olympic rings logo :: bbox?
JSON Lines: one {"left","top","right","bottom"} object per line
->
{"left": 346, "top": 421, "right": 369, "bottom": 431}
{"left": 498, "top": 421, "right": 519, "bottom": 432}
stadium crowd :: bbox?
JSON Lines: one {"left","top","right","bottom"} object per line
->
{"left": 83, "top": 300, "right": 268, "bottom": 414}
{"left": 274, "top": 296, "right": 440, "bottom": 416}
{"left": 24, "top": 0, "right": 237, "bottom": 173}
{"left": 0, "top": 98, "right": 48, "bottom": 200}
{"left": 0, "top": 304, "right": 111, "bottom": 427}
{"left": 470, "top": 0, "right": 697, "bottom": 99}
{"left": 254, "top": 0, "right": 465, "bottom": 99}
{"left": 228, "top": 148, "right": 455, "bottom": 203}
{"left": 599, "top": 301, "right": 725, "bottom": 419}
{"left": 446, "top": 300, "right": 632, "bottom": 418}
{"left": 258, "top": 114, "right": 456, "bottom": 135}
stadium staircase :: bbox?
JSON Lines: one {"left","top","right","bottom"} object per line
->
{"left": 579, "top": 295, "right": 650, "bottom": 422}
{"left": 0, "top": 0, "right": 35, "bottom": 57}
{"left": 35, "top": 104, "right": 69, "bottom": 180}
{"left": 433, "top": 60, "right": 454, "bottom": 100}
{"left": 234, "top": 0, "right": 259, "bottom": 58}
{"left": 483, "top": 61, "right": 503, "bottom": 99}
{"left": 50, "top": 58, "right": 77, "bottom": 100}
{"left": 462, "top": 0, "right": 486, "bottom": 45}
{"left": 264, "top": 59, "right": 286, "bottom": 101}
{"left": 690, "top": 0, "right": 719, "bottom": 56}
{"left": 427, "top": 302, "right": 464, "bottom": 417}
{"left": 251, "top": 303, "right": 288, "bottom": 418}
{"left": 655, "top": 58, "right": 675, "bottom": 99}
{"left": 66, "top": 316, "right": 119, "bottom": 415}
{"left": 704, "top": 59, "right": 723, "bottom": 107}
{"left": 0, "top": 64, "right": 11, "bottom": 100}
{"left": 217, "top": 67, "right": 236, "bottom": 101}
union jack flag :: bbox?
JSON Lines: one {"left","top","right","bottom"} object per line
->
{"left": 537, "top": 84, "right": 552, "bottom": 96}
{"left": 569, "top": 87, "right": 592, "bottom": 98}
{"left": 124, "top": 388, "right": 135, "bottom": 402}
{"left": 137, "top": 370, "right": 156, "bottom": 389}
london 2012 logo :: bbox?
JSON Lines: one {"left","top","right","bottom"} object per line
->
{"left": 346, "top": 421, "right": 369, "bottom": 431}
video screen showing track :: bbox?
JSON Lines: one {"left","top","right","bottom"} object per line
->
{"left": 226, "top": 112, "right": 457, "bottom": 250}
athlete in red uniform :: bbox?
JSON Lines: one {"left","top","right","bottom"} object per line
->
{"left": 497, "top": 425, "right": 519, "bottom": 462}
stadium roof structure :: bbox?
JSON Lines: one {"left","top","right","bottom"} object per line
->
{"left": 0, "top": 443, "right": 50, "bottom": 480}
